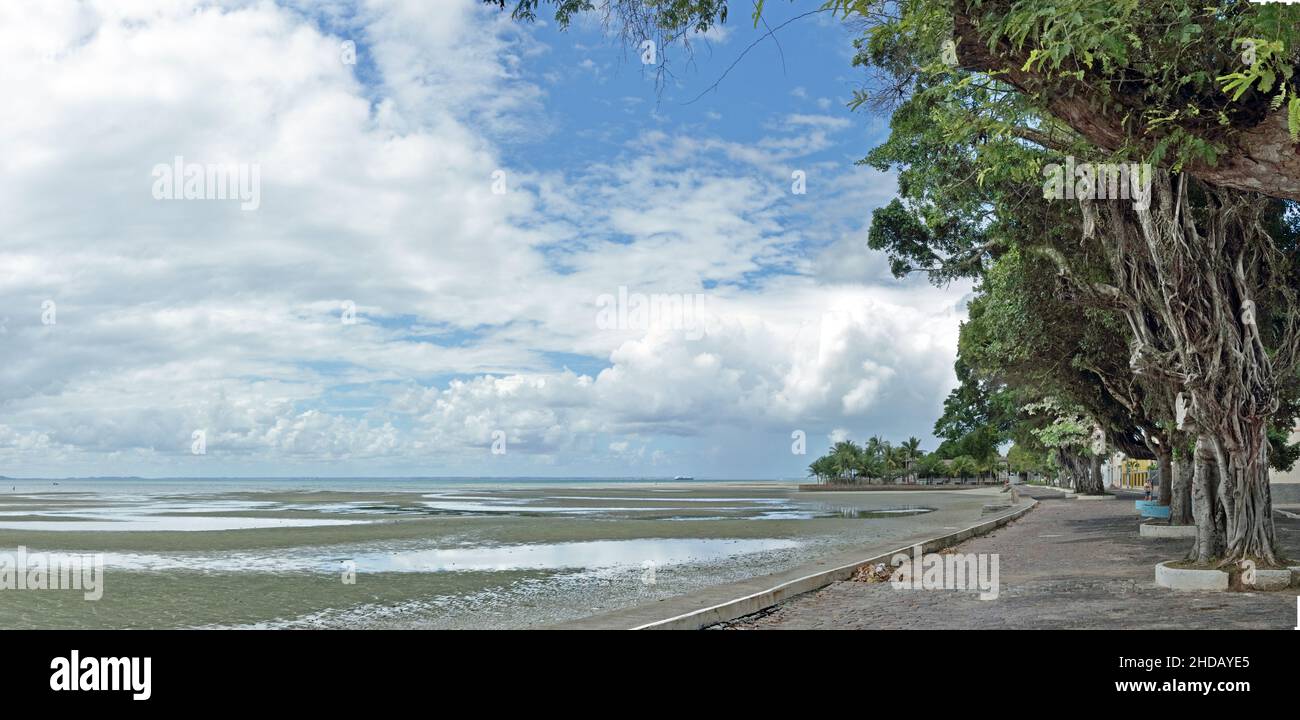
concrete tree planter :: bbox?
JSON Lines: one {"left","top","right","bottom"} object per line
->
{"left": 1076, "top": 493, "right": 1114, "bottom": 501}
{"left": 1156, "top": 561, "right": 1295, "bottom": 591}
{"left": 1139, "top": 521, "right": 1197, "bottom": 538}
{"left": 1140, "top": 504, "right": 1171, "bottom": 519}
{"left": 1249, "top": 569, "right": 1292, "bottom": 591}
{"left": 1155, "top": 561, "right": 1229, "bottom": 591}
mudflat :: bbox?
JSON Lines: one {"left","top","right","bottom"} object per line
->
{"left": 0, "top": 478, "right": 1006, "bottom": 628}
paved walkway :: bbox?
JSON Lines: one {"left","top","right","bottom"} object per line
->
{"left": 721, "top": 486, "right": 1300, "bottom": 629}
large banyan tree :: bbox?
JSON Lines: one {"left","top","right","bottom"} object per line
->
{"left": 492, "top": 0, "right": 1300, "bottom": 566}
{"left": 850, "top": 0, "right": 1300, "bottom": 566}
{"left": 1071, "top": 175, "right": 1300, "bottom": 562}
{"left": 879, "top": 0, "right": 1300, "bottom": 562}
{"left": 851, "top": 0, "right": 1300, "bottom": 566}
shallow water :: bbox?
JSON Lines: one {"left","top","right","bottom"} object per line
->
{"left": 0, "top": 479, "right": 1000, "bottom": 628}
{"left": 0, "top": 515, "right": 369, "bottom": 532}
{"left": 87, "top": 537, "right": 801, "bottom": 574}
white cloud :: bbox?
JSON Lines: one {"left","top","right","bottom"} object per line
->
{"left": 0, "top": 0, "right": 970, "bottom": 478}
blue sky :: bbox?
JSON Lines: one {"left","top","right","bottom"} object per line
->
{"left": 0, "top": 0, "right": 971, "bottom": 478}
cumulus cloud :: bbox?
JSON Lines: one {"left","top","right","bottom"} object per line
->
{"left": 0, "top": 0, "right": 970, "bottom": 478}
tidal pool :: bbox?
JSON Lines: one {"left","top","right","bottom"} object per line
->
{"left": 82, "top": 537, "right": 801, "bottom": 574}
{"left": 0, "top": 515, "right": 369, "bottom": 532}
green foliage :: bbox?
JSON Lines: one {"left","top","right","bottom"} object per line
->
{"left": 931, "top": 354, "right": 1019, "bottom": 462}
{"left": 1006, "top": 442, "right": 1047, "bottom": 473}
{"left": 482, "top": 0, "right": 732, "bottom": 32}
{"left": 945, "top": 455, "right": 971, "bottom": 478}
{"left": 1217, "top": 39, "right": 1286, "bottom": 101}
{"left": 806, "top": 434, "right": 935, "bottom": 483}
{"left": 1268, "top": 425, "right": 1300, "bottom": 473}
{"left": 839, "top": 0, "right": 1300, "bottom": 181}
{"left": 973, "top": 0, "right": 1298, "bottom": 166}
{"left": 914, "top": 451, "right": 947, "bottom": 478}
{"left": 1022, "top": 399, "right": 1104, "bottom": 460}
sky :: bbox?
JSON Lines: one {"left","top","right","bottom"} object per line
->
{"left": 0, "top": 0, "right": 973, "bottom": 479}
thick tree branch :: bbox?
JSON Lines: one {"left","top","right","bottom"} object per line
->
{"left": 952, "top": 8, "right": 1300, "bottom": 202}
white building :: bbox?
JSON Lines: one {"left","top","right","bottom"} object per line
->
{"left": 1270, "top": 429, "right": 1300, "bottom": 506}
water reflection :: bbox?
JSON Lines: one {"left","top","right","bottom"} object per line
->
{"left": 812, "top": 505, "right": 935, "bottom": 519}
{"left": 85, "top": 537, "right": 801, "bottom": 574}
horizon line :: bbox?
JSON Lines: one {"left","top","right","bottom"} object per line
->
{"left": 0, "top": 474, "right": 797, "bottom": 482}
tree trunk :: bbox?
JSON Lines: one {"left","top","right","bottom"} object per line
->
{"left": 1055, "top": 449, "right": 1088, "bottom": 491}
{"left": 1169, "top": 450, "right": 1193, "bottom": 526}
{"left": 1075, "top": 174, "right": 1296, "bottom": 567}
{"left": 1077, "top": 454, "right": 1106, "bottom": 495}
{"left": 1156, "top": 446, "right": 1172, "bottom": 506}
{"left": 1190, "top": 436, "right": 1224, "bottom": 563}
{"left": 951, "top": 9, "right": 1300, "bottom": 203}
{"left": 1216, "top": 422, "right": 1279, "bottom": 565}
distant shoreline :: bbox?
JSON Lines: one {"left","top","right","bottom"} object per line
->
{"left": 0, "top": 475, "right": 796, "bottom": 483}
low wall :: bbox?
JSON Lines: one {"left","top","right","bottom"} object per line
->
{"left": 1272, "top": 483, "right": 1300, "bottom": 505}
{"left": 797, "top": 483, "right": 986, "bottom": 492}
{"left": 634, "top": 499, "right": 1038, "bottom": 630}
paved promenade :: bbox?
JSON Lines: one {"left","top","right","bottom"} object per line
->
{"left": 722, "top": 486, "right": 1300, "bottom": 629}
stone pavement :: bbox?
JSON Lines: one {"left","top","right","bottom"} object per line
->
{"left": 721, "top": 486, "right": 1300, "bottom": 629}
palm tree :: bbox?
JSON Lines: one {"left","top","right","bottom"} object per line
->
{"left": 858, "top": 450, "right": 885, "bottom": 482}
{"left": 889, "top": 444, "right": 909, "bottom": 478}
{"left": 902, "top": 437, "right": 923, "bottom": 484}
{"left": 829, "top": 441, "right": 863, "bottom": 484}
{"left": 863, "top": 435, "right": 891, "bottom": 483}
{"left": 952, "top": 455, "right": 979, "bottom": 483}
{"left": 864, "top": 435, "right": 882, "bottom": 459}
{"left": 808, "top": 456, "right": 837, "bottom": 484}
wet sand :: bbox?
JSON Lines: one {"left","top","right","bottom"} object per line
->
{"left": 0, "top": 480, "right": 1002, "bottom": 628}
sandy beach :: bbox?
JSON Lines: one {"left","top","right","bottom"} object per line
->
{"left": 0, "top": 479, "right": 1007, "bottom": 629}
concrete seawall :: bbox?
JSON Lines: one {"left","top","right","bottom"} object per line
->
{"left": 797, "top": 484, "right": 985, "bottom": 492}
{"left": 633, "top": 498, "right": 1037, "bottom": 630}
